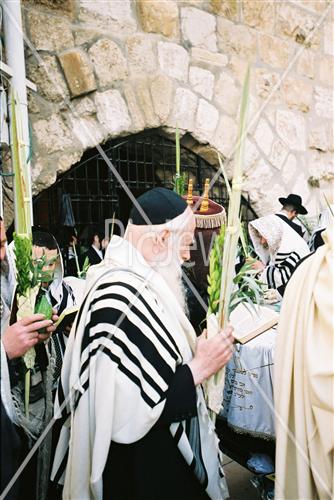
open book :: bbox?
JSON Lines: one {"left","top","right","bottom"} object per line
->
{"left": 54, "top": 305, "right": 79, "bottom": 331}
{"left": 229, "top": 303, "right": 279, "bottom": 344}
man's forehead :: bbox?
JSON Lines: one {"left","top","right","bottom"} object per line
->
{"left": 32, "top": 245, "right": 57, "bottom": 257}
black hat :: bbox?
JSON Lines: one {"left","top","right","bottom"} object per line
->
{"left": 130, "top": 187, "right": 187, "bottom": 225}
{"left": 278, "top": 194, "right": 308, "bottom": 215}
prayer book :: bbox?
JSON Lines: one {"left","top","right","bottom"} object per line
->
{"left": 230, "top": 303, "right": 279, "bottom": 344}
{"left": 54, "top": 305, "right": 79, "bottom": 331}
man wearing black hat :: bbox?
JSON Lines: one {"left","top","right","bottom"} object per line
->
{"left": 52, "top": 188, "right": 233, "bottom": 500}
{"left": 276, "top": 193, "right": 308, "bottom": 239}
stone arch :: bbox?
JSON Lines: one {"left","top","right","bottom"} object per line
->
{"left": 33, "top": 128, "right": 257, "bottom": 232}
{"left": 22, "top": 0, "right": 333, "bottom": 221}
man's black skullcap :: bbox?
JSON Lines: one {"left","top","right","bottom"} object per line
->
{"left": 130, "top": 187, "right": 188, "bottom": 225}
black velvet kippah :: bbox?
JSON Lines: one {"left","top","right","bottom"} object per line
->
{"left": 130, "top": 187, "right": 188, "bottom": 225}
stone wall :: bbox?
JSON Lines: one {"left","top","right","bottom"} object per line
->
{"left": 22, "top": 0, "right": 333, "bottom": 215}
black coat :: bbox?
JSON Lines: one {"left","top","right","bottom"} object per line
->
{"left": 1, "top": 401, "right": 21, "bottom": 499}
{"left": 81, "top": 246, "right": 103, "bottom": 267}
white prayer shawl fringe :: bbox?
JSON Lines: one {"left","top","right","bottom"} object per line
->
{"left": 52, "top": 236, "right": 228, "bottom": 500}
{"left": 275, "top": 218, "right": 334, "bottom": 499}
{"left": 249, "top": 215, "right": 310, "bottom": 293}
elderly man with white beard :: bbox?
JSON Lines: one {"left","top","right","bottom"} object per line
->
{"left": 51, "top": 188, "right": 234, "bottom": 500}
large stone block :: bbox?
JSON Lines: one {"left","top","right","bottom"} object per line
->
{"left": 73, "top": 29, "right": 99, "bottom": 47}
{"left": 269, "top": 140, "right": 289, "bottom": 171}
{"left": 27, "top": 55, "right": 69, "bottom": 102}
{"left": 281, "top": 154, "right": 297, "bottom": 184}
{"left": 151, "top": 75, "right": 174, "bottom": 124}
{"left": 134, "top": 80, "right": 160, "bottom": 128}
{"left": 294, "top": 0, "right": 331, "bottom": 13}
{"left": 308, "top": 150, "right": 334, "bottom": 181}
{"left": 244, "top": 139, "right": 260, "bottom": 172}
{"left": 158, "top": 42, "right": 189, "bottom": 82}
{"left": 73, "top": 96, "right": 96, "bottom": 116}
{"left": 314, "top": 86, "right": 333, "bottom": 119}
{"left": 209, "top": 0, "right": 238, "bottom": 19}
{"left": 229, "top": 56, "right": 249, "bottom": 84}
{"left": 296, "top": 49, "right": 315, "bottom": 79}
{"left": 94, "top": 90, "right": 131, "bottom": 136}
{"left": 217, "top": 18, "right": 257, "bottom": 60}
{"left": 88, "top": 39, "right": 128, "bottom": 87}
{"left": 33, "top": 113, "right": 73, "bottom": 154}
{"left": 212, "top": 115, "right": 237, "bottom": 157}
{"left": 193, "top": 99, "right": 219, "bottom": 143}
{"left": 243, "top": 158, "right": 275, "bottom": 205}
{"left": 276, "top": 110, "right": 306, "bottom": 151}
{"left": 69, "top": 115, "right": 105, "bottom": 149}
{"left": 126, "top": 35, "right": 157, "bottom": 74}
{"left": 255, "top": 68, "right": 281, "bottom": 103}
{"left": 189, "top": 66, "right": 215, "bottom": 100}
{"left": 56, "top": 151, "right": 83, "bottom": 175}
{"left": 26, "top": 10, "right": 74, "bottom": 51}
{"left": 137, "top": 0, "right": 179, "bottom": 38}
{"left": 308, "top": 120, "right": 333, "bottom": 152}
{"left": 168, "top": 88, "right": 198, "bottom": 130}
{"left": 214, "top": 72, "right": 240, "bottom": 116}
{"left": 23, "top": 0, "right": 75, "bottom": 16}
{"left": 276, "top": 4, "right": 320, "bottom": 48}
{"left": 191, "top": 48, "right": 228, "bottom": 69}
{"left": 123, "top": 84, "right": 145, "bottom": 132}
{"left": 282, "top": 77, "right": 313, "bottom": 112}
{"left": 242, "top": 0, "right": 275, "bottom": 33}
{"left": 181, "top": 7, "right": 217, "bottom": 52}
{"left": 324, "top": 22, "right": 334, "bottom": 56}
{"left": 79, "top": 0, "right": 137, "bottom": 35}
{"left": 258, "top": 34, "right": 292, "bottom": 69}
{"left": 318, "top": 55, "right": 334, "bottom": 86}
{"left": 254, "top": 119, "right": 274, "bottom": 157}
{"left": 59, "top": 49, "right": 96, "bottom": 98}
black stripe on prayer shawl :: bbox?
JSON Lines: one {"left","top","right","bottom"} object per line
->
{"left": 84, "top": 345, "right": 159, "bottom": 408}
{"left": 186, "top": 417, "right": 208, "bottom": 488}
{"left": 278, "top": 268, "right": 287, "bottom": 286}
{"left": 174, "top": 423, "right": 184, "bottom": 445}
{"left": 56, "top": 376, "right": 69, "bottom": 420}
{"left": 267, "top": 266, "right": 276, "bottom": 289}
{"left": 280, "top": 265, "right": 290, "bottom": 284}
{"left": 94, "top": 281, "right": 182, "bottom": 358}
{"left": 82, "top": 307, "right": 175, "bottom": 387}
{"left": 89, "top": 291, "right": 180, "bottom": 362}
{"left": 79, "top": 332, "right": 167, "bottom": 400}
{"left": 52, "top": 448, "right": 69, "bottom": 485}
{"left": 278, "top": 259, "right": 294, "bottom": 276}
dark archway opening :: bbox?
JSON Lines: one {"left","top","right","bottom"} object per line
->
{"left": 33, "top": 129, "right": 257, "bottom": 236}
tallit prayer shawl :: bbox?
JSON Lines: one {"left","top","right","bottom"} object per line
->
{"left": 275, "top": 220, "right": 334, "bottom": 499}
{"left": 52, "top": 236, "right": 228, "bottom": 499}
{"left": 249, "top": 215, "right": 310, "bottom": 295}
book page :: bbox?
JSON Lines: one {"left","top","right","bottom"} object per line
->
{"left": 230, "top": 303, "right": 279, "bottom": 342}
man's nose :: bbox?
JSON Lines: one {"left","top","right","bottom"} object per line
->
{"left": 180, "top": 248, "right": 190, "bottom": 262}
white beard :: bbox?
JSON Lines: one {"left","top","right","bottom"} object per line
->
{"left": 152, "top": 260, "right": 188, "bottom": 314}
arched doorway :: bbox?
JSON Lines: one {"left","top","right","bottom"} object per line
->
{"left": 33, "top": 129, "right": 257, "bottom": 234}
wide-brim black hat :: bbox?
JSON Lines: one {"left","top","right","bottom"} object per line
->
{"left": 278, "top": 194, "right": 308, "bottom": 215}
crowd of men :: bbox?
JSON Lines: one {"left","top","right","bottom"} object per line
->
{"left": 0, "top": 186, "right": 332, "bottom": 500}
